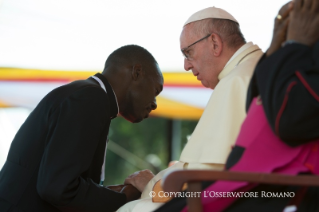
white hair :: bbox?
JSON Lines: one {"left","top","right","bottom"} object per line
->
{"left": 190, "top": 18, "right": 246, "bottom": 49}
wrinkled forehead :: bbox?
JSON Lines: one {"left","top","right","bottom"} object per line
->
{"left": 180, "top": 24, "right": 198, "bottom": 48}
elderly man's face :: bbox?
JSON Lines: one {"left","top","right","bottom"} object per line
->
{"left": 180, "top": 25, "right": 221, "bottom": 89}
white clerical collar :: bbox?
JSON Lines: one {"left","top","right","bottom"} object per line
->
{"left": 111, "top": 90, "right": 119, "bottom": 116}
{"left": 91, "top": 75, "right": 119, "bottom": 116}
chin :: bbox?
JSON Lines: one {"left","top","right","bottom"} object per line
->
{"left": 132, "top": 118, "right": 143, "bottom": 123}
{"left": 122, "top": 115, "right": 143, "bottom": 123}
{"left": 201, "top": 81, "right": 215, "bottom": 90}
{"left": 201, "top": 81, "right": 209, "bottom": 88}
{"left": 129, "top": 115, "right": 144, "bottom": 123}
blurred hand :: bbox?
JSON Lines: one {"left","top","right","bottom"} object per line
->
{"left": 266, "top": 1, "right": 293, "bottom": 57}
{"left": 104, "top": 184, "right": 125, "bottom": 193}
{"left": 120, "top": 184, "right": 141, "bottom": 202}
{"left": 124, "top": 169, "right": 154, "bottom": 192}
{"left": 288, "top": 0, "right": 319, "bottom": 46}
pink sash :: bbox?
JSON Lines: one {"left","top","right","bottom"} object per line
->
{"left": 182, "top": 98, "right": 319, "bottom": 212}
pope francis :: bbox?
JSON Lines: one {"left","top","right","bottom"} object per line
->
{"left": 118, "top": 7, "right": 263, "bottom": 212}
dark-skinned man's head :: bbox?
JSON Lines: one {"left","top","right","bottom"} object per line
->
{"left": 102, "top": 45, "right": 163, "bottom": 123}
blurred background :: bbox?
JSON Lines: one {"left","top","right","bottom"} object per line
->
{"left": 0, "top": 0, "right": 288, "bottom": 185}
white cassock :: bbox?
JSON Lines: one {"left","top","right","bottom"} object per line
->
{"left": 117, "top": 42, "right": 263, "bottom": 212}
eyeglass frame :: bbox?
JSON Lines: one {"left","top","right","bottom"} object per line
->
{"left": 181, "top": 34, "right": 211, "bottom": 60}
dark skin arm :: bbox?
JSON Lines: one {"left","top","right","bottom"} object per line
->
{"left": 105, "top": 184, "right": 141, "bottom": 202}
{"left": 124, "top": 169, "right": 155, "bottom": 192}
{"left": 267, "top": 0, "right": 319, "bottom": 56}
{"left": 266, "top": 1, "right": 293, "bottom": 57}
{"left": 106, "top": 169, "right": 156, "bottom": 202}
{"left": 121, "top": 185, "right": 142, "bottom": 202}
{"left": 287, "top": 0, "right": 319, "bottom": 46}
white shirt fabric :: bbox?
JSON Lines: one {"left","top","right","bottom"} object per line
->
{"left": 91, "top": 76, "right": 108, "bottom": 183}
{"left": 91, "top": 75, "right": 119, "bottom": 183}
{"left": 224, "top": 42, "right": 253, "bottom": 68}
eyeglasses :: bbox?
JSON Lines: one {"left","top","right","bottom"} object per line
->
{"left": 181, "top": 34, "right": 211, "bottom": 60}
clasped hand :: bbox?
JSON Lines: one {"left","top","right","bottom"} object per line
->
{"left": 267, "top": 0, "right": 319, "bottom": 57}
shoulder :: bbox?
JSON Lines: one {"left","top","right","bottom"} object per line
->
{"left": 43, "top": 80, "right": 109, "bottom": 112}
{"left": 235, "top": 45, "right": 263, "bottom": 73}
{"left": 57, "top": 85, "right": 110, "bottom": 120}
{"left": 51, "top": 79, "right": 107, "bottom": 100}
{"left": 241, "top": 49, "right": 264, "bottom": 65}
{"left": 221, "top": 65, "right": 254, "bottom": 88}
{"left": 69, "top": 84, "right": 107, "bottom": 100}
{"left": 236, "top": 49, "right": 263, "bottom": 74}
{"left": 222, "top": 50, "right": 263, "bottom": 84}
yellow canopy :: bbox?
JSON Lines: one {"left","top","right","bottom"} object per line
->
{"left": 0, "top": 68, "right": 213, "bottom": 120}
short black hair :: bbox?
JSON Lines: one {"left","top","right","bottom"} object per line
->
{"left": 104, "top": 45, "right": 158, "bottom": 70}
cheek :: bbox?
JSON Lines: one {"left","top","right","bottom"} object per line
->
{"left": 202, "top": 56, "right": 216, "bottom": 76}
{"left": 130, "top": 90, "right": 147, "bottom": 111}
{"left": 130, "top": 83, "right": 154, "bottom": 110}
{"left": 197, "top": 60, "right": 210, "bottom": 78}
{"left": 195, "top": 53, "right": 209, "bottom": 72}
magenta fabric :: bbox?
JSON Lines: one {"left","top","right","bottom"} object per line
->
{"left": 181, "top": 98, "right": 319, "bottom": 212}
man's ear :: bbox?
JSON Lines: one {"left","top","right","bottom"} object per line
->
{"left": 210, "top": 33, "right": 223, "bottom": 57}
{"left": 131, "top": 64, "right": 143, "bottom": 81}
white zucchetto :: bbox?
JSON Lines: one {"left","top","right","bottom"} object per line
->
{"left": 184, "top": 6, "right": 239, "bottom": 26}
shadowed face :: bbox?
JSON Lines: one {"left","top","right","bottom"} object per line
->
{"left": 180, "top": 24, "right": 221, "bottom": 89}
{"left": 120, "top": 63, "right": 163, "bottom": 123}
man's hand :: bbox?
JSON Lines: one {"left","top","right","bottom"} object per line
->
{"left": 105, "top": 184, "right": 141, "bottom": 202}
{"left": 120, "top": 185, "right": 141, "bottom": 202}
{"left": 287, "top": 0, "right": 319, "bottom": 46}
{"left": 267, "top": 1, "right": 293, "bottom": 57}
{"left": 104, "top": 184, "right": 125, "bottom": 193}
{"left": 124, "top": 169, "right": 155, "bottom": 192}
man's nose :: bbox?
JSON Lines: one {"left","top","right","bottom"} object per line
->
{"left": 151, "top": 98, "right": 157, "bottom": 110}
{"left": 184, "top": 58, "right": 192, "bottom": 71}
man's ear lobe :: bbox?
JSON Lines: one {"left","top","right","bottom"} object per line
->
{"left": 211, "top": 33, "right": 223, "bottom": 57}
{"left": 132, "top": 64, "right": 143, "bottom": 81}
